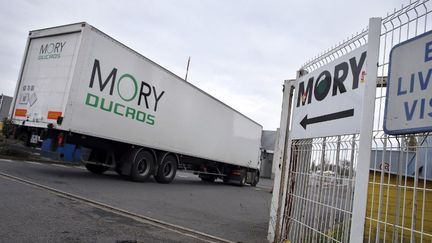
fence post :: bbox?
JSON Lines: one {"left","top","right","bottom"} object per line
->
{"left": 268, "top": 79, "right": 295, "bottom": 243}
{"left": 349, "top": 17, "right": 382, "bottom": 242}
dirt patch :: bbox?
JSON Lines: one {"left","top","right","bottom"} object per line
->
{"left": 0, "top": 137, "right": 32, "bottom": 159}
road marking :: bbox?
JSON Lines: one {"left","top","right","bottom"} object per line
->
{"left": 0, "top": 158, "right": 90, "bottom": 170}
{"left": 254, "top": 187, "right": 273, "bottom": 193}
{"left": 0, "top": 171, "right": 235, "bottom": 243}
{"left": 52, "top": 164, "right": 69, "bottom": 168}
{"left": 25, "top": 161, "right": 43, "bottom": 166}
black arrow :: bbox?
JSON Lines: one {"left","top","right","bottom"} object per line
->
{"left": 300, "top": 109, "right": 354, "bottom": 129}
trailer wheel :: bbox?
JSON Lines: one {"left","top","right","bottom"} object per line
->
{"left": 250, "top": 171, "right": 260, "bottom": 187}
{"left": 155, "top": 154, "right": 177, "bottom": 184}
{"left": 85, "top": 164, "right": 110, "bottom": 174}
{"left": 130, "top": 150, "right": 155, "bottom": 182}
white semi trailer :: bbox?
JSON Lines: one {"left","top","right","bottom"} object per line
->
{"left": 10, "top": 22, "right": 262, "bottom": 186}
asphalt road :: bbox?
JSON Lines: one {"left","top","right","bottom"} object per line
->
{"left": 0, "top": 175, "right": 205, "bottom": 243}
{"left": 0, "top": 159, "right": 272, "bottom": 243}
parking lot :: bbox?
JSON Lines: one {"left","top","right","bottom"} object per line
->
{"left": 0, "top": 158, "right": 272, "bottom": 243}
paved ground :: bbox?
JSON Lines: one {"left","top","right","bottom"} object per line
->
{"left": 0, "top": 175, "right": 205, "bottom": 243}
{"left": 257, "top": 177, "right": 274, "bottom": 191}
{"left": 0, "top": 159, "right": 273, "bottom": 243}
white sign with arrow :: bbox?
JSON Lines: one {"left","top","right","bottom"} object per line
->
{"left": 291, "top": 45, "right": 368, "bottom": 139}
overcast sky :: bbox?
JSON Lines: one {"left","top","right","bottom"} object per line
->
{"left": 0, "top": 0, "right": 405, "bottom": 130}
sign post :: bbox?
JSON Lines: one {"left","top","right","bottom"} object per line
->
{"left": 350, "top": 17, "right": 382, "bottom": 243}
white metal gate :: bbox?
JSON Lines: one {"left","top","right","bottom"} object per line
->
{"left": 284, "top": 136, "right": 359, "bottom": 242}
{"left": 268, "top": 1, "right": 432, "bottom": 242}
{"left": 268, "top": 26, "right": 372, "bottom": 242}
{"left": 365, "top": 1, "right": 432, "bottom": 242}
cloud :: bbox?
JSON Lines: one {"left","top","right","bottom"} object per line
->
{"left": 0, "top": 0, "right": 406, "bottom": 129}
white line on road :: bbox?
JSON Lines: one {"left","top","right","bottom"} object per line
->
{"left": 52, "top": 164, "right": 69, "bottom": 168}
{"left": 0, "top": 171, "right": 235, "bottom": 243}
{"left": 25, "top": 161, "right": 43, "bottom": 166}
{"left": 0, "top": 158, "right": 86, "bottom": 170}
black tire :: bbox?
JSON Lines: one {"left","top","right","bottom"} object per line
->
{"left": 200, "top": 175, "right": 216, "bottom": 183}
{"left": 250, "top": 171, "right": 260, "bottom": 187}
{"left": 155, "top": 155, "right": 177, "bottom": 184}
{"left": 130, "top": 150, "right": 155, "bottom": 182}
{"left": 85, "top": 164, "right": 110, "bottom": 174}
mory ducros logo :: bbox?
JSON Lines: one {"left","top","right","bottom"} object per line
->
{"left": 85, "top": 59, "right": 166, "bottom": 126}
{"left": 39, "top": 41, "right": 66, "bottom": 60}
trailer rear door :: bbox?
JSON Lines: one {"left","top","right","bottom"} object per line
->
{"left": 12, "top": 31, "right": 81, "bottom": 127}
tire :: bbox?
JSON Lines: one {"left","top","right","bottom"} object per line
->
{"left": 250, "top": 171, "right": 260, "bottom": 187}
{"left": 200, "top": 175, "right": 216, "bottom": 183}
{"left": 130, "top": 150, "right": 155, "bottom": 182}
{"left": 85, "top": 164, "right": 110, "bottom": 174}
{"left": 155, "top": 155, "right": 177, "bottom": 184}
{"left": 238, "top": 172, "right": 246, "bottom": 187}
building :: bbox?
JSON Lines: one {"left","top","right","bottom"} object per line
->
{"left": 0, "top": 94, "right": 12, "bottom": 121}
{"left": 260, "top": 129, "right": 278, "bottom": 178}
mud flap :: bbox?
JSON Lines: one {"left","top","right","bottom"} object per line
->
{"left": 119, "top": 148, "right": 140, "bottom": 176}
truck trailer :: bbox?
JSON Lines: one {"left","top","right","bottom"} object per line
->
{"left": 9, "top": 22, "right": 262, "bottom": 186}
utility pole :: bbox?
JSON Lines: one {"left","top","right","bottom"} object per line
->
{"left": 185, "top": 56, "right": 191, "bottom": 81}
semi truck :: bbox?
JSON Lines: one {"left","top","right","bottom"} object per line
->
{"left": 9, "top": 22, "right": 262, "bottom": 186}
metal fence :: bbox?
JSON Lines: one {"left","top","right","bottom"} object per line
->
{"left": 283, "top": 136, "right": 359, "bottom": 242}
{"left": 365, "top": 1, "right": 432, "bottom": 242}
{"left": 271, "top": 1, "right": 432, "bottom": 242}
{"left": 273, "top": 26, "right": 369, "bottom": 243}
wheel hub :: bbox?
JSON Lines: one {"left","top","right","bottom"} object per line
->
{"left": 163, "top": 162, "right": 173, "bottom": 177}
{"left": 138, "top": 159, "right": 149, "bottom": 175}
